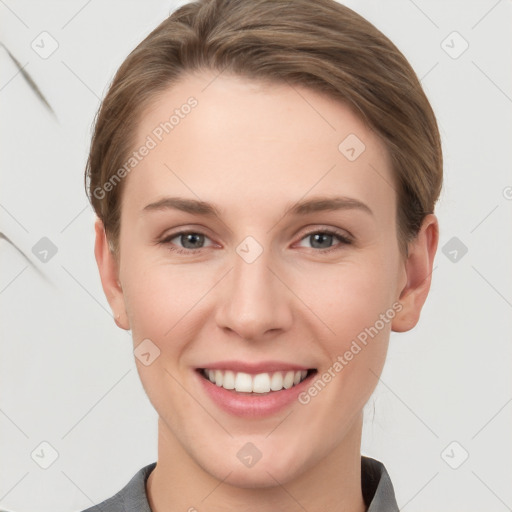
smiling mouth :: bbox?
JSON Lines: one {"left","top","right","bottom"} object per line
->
{"left": 197, "top": 368, "right": 317, "bottom": 394}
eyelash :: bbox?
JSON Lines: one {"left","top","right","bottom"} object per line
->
{"left": 158, "top": 228, "right": 353, "bottom": 256}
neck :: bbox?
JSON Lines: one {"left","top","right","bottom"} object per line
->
{"left": 146, "top": 413, "right": 366, "bottom": 512}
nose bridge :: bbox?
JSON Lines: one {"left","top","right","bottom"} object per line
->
{"left": 215, "top": 240, "right": 291, "bottom": 340}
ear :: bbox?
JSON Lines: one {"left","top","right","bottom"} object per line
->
{"left": 392, "top": 214, "right": 439, "bottom": 332}
{"left": 94, "top": 218, "right": 130, "bottom": 330}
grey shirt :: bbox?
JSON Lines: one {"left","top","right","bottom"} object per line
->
{"left": 80, "top": 456, "right": 399, "bottom": 511}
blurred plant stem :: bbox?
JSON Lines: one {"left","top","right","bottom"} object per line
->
{"left": 0, "top": 41, "right": 54, "bottom": 114}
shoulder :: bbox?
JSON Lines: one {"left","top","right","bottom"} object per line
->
{"left": 77, "top": 462, "right": 156, "bottom": 512}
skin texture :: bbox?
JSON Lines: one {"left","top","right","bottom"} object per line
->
{"left": 94, "top": 71, "right": 438, "bottom": 511}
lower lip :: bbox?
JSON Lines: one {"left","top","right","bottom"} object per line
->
{"left": 195, "top": 370, "right": 316, "bottom": 418}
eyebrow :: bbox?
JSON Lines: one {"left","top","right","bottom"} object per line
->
{"left": 142, "top": 195, "right": 373, "bottom": 218}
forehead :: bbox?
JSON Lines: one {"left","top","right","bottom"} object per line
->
{"left": 123, "top": 71, "right": 395, "bottom": 220}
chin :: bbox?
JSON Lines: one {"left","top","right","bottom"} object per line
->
{"left": 197, "top": 441, "right": 310, "bottom": 489}
{"left": 216, "top": 463, "right": 300, "bottom": 489}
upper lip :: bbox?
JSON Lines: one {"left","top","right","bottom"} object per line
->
{"left": 198, "top": 360, "right": 314, "bottom": 374}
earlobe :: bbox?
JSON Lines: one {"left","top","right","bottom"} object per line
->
{"left": 392, "top": 214, "right": 439, "bottom": 333}
{"left": 94, "top": 218, "right": 130, "bottom": 330}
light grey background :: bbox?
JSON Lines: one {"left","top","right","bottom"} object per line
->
{"left": 1, "top": 1, "right": 511, "bottom": 511}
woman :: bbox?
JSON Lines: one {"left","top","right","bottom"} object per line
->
{"left": 83, "top": 0, "right": 442, "bottom": 510}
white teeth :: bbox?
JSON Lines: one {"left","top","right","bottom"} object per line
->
{"left": 283, "top": 371, "right": 294, "bottom": 389}
{"left": 235, "top": 372, "right": 253, "bottom": 392}
{"left": 214, "top": 369, "right": 223, "bottom": 387}
{"left": 223, "top": 370, "right": 235, "bottom": 390}
{"left": 202, "top": 368, "right": 310, "bottom": 393}
{"left": 253, "top": 373, "right": 271, "bottom": 393}
{"left": 270, "top": 372, "right": 283, "bottom": 391}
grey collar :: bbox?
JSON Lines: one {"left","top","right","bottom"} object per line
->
{"left": 81, "top": 456, "right": 398, "bottom": 511}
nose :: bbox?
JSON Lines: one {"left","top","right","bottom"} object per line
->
{"left": 214, "top": 245, "right": 293, "bottom": 341}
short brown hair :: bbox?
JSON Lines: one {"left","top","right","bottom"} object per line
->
{"left": 85, "top": 0, "right": 442, "bottom": 256}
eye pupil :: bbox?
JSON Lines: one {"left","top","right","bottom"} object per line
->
{"left": 181, "top": 233, "right": 204, "bottom": 249}
{"left": 310, "top": 233, "right": 333, "bottom": 249}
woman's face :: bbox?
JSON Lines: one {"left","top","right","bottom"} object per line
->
{"left": 98, "top": 71, "right": 432, "bottom": 487}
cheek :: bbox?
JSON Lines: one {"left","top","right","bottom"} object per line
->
{"left": 121, "top": 245, "right": 399, "bottom": 347}
{"left": 293, "top": 266, "right": 395, "bottom": 430}
{"left": 122, "top": 262, "right": 208, "bottom": 341}
{"left": 292, "top": 257, "right": 396, "bottom": 405}
{"left": 292, "top": 257, "right": 398, "bottom": 341}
